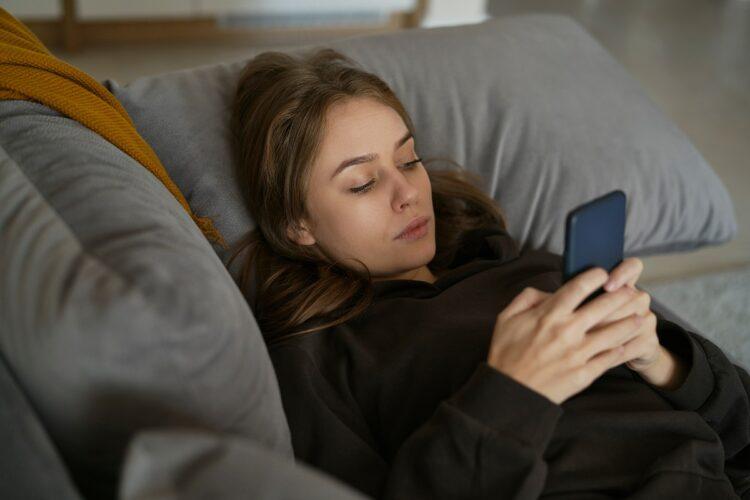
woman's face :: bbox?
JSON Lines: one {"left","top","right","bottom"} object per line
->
{"left": 288, "top": 97, "right": 437, "bottom": 282}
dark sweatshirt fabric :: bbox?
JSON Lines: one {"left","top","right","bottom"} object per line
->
{"left": 268, "top": 224, "right": 750, "bottom": 499}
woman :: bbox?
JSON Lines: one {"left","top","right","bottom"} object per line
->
{"left": 227, "top": 48, "right": 750, "bottom": 499}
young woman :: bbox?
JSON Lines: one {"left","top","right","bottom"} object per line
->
{"left": 227, "top": 48, "right": 750, "bottom": 499}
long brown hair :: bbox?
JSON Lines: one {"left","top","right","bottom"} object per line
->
{"left": 227, "top": 47, "right": 508, "bottom": 348}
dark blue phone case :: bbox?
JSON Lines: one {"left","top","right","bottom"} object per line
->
{"left": 563, "top": 190, "right": 626, "bottom": 308}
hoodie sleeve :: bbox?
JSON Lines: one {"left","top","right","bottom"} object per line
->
{"left": 689, "top": 333, "right": 750, "bottom": 499}
{"left": 633, "top": 318, "right": 750, "bottom": 498}
{"left": 269, "top": 343, "right": 563, "bottom": 500}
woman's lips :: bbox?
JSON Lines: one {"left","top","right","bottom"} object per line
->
{"left": 395, "top": 215, "right": 430, "bottom": 239}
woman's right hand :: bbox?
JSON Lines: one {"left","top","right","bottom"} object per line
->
{"left": 487, "top": 267, "right": 645, "bottom": 405}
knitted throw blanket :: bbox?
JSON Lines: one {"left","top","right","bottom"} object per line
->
{"left": 0, "top": 7, "right": 227, "bottom": 249}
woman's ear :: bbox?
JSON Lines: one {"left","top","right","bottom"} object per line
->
{"left": 287, "top": 220, "right": 316, "bottom": 246}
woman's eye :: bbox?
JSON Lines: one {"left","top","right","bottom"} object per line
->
{"left": 350, "top": 158, "right": 422, "bottom": 195}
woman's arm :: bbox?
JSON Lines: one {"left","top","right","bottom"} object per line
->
{"left": 689, "top": 331, "right": 750, "bottom": 499}
{"left": 632, "top": 317, "right": 750, "bottom": 498}
{"left": 269, "top": 344, "right": 563, "bottom": 500}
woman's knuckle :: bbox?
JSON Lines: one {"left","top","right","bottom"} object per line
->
{"left": 571, "top": 281, "right": 587, "bottom": 296}
{"left": 548, "top": 320, "right": 565, "bottom": 337}
{"left": 538, "top": 313, "right": 555, "bottom": 331}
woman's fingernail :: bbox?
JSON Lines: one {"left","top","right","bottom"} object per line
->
{"left": 604, "top": 280, "right": 618, "bottom": 291}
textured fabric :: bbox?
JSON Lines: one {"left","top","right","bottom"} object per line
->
{"left": 0, "top": 352, "right": 82, "bottom": 500}
{"left": 0, "top": 102, "right": 292, "bottom": 500}
{"left": 0, "top": 7, "right": 225, "bottom": 248}
{"left": 118, "top": 429, "right": 368, "bottom": 500}
{"left": 103, "top": 13, "right": 736, "bottom": 274}
{"left": 268, "top": 225, "right": 750, "bottom": 499}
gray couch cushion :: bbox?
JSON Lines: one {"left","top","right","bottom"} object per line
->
{"left": 104, "top": 13, "right": 736, "bottom": 276}
{"left": 118, "top": 429, "right": 369, "bottom": 500}
{"left": 0, "top": 101, "right": 292, "bottom": 499}
{"left": 0, "top": 352, "right": 81, "bottom": 500}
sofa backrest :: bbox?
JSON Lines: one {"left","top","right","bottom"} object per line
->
{"left": 0, "top": 105, "right": 291, "bottom": 499}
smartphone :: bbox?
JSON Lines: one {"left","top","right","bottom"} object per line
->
{"left": 563, "top": 189, "right": 626, "bottom": 308}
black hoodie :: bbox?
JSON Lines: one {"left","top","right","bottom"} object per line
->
{"left": 268, "top": 224, "right": 750, "bottom": 499}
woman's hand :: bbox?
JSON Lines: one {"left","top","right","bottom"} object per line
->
{"left": 596, "top": 258, "right": 689, "bottom": 390}
{"left": 593, "top": 258, "right": 661, "bottom": 372}
{"left": 564, "top": 257, "right": 684, "bottom": 388}
{"left": 552, "top": 257, "right": 662, "bottom": 373}
{"left": 487, "top": 267, "right": 645, "bottom": 405}
{"left": 593, "top": 283, "right": 660, "bottom": 372}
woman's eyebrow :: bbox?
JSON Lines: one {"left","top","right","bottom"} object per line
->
{"left": 330, "top": 131, "right": 413, "bottom": 180}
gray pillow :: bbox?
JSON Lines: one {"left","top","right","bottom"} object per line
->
{"left": 104, "top": 12, "right": 736, "bottom": 276}
{"left": 0, "top": 100, "right": 292, "bottom": 499}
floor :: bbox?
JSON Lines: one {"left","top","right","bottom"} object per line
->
{"left": 48, "top": 0, "right": 749, "bottom": 286}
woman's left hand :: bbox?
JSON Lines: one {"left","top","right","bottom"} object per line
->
{"left": 594, "top": 257, "right": 661, "bottom": 373}
{"left": 537, "top": 257, "right": 682, "bottom": 387}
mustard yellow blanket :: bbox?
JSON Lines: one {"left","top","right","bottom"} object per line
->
{"left": 0, "top": 8, "right": 227, "bottom": 249}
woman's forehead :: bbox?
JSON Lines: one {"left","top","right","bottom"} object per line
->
{"left": 325, "top": 98, "right": 404, "bottom": 139}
